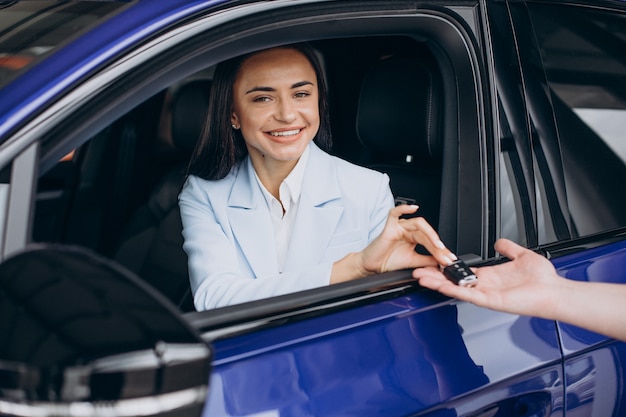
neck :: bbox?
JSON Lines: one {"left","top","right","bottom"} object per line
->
{"left": 250, "top": 155, "right": 298, "bottom": 199}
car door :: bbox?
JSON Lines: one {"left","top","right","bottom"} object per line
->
{"left": 171, "top": 2, "right": 564, "bottom": 416}
{"left": 0, "top": 1, "right": 569, "bottom": 416}
{"left": 502, "top": 1, "right": 626, "bottom": 415}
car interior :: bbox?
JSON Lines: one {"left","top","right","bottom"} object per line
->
{"left": 29, "top": 22, "right": 626, "bottom": 314}
{"left": 30, "top": 35, "right": 452, "bottom": 311}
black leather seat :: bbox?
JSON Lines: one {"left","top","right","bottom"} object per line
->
{"left": 114, "top": 79, "right": 211, "bottom": 311}
{"left": 356, "top": 56, "right": 443, "bottom": 227}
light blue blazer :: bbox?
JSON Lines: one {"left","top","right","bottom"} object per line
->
{"left": 179, "top": 142, "right": 394, "bottom": 310}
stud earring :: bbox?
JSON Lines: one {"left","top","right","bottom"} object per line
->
{"left": 231, "top": 124, "right": 239, "bottom": 129}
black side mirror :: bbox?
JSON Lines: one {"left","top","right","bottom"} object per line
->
{"left": 0, "top": 244, "right": 212, "bottom": 417}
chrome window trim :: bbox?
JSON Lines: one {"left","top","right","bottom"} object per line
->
{"left": 0, "top": 183, "right": 9, "bottom": 256}
{"left": 2, "top": 142, "right": 38, "bottom": 259}
{"left": 0, "top": 386, "right": 207, "bottom": 417}
{"left": 200, "top": 283, "right": 415, "bottom": 343}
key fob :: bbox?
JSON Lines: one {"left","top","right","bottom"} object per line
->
{"left": 443, "top": 260, "right": 478, "bottom": 287}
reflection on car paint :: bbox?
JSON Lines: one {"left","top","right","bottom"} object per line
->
{"left": 205, "top": 295, "right": 565, "bottom": 416}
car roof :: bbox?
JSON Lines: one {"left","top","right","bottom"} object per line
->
{"left": 0, "top": 0, "right": 229, "bottom": 142}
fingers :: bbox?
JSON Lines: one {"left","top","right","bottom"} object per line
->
{"left": 399, "top": 215, "right": 455, "bottom": 265}
{"left": 386, "top": 205, "right": 456, "bottom": 266}
{"left": 413, "top": 266, "right": 477, "bottom": 301}
{"left": 402, "top": 216, "right": 443, "bottom": 245}
{"left": 412, "top": 266, "right": 447, "bottom": 288}
{"left": 410, "top": 254, "right": 439, "bottom": 268}
{"left": 390, "top": 204, "right": 420, "bottom": 217}
{"left": 390, "top": 206, "right": 440, "bottom": 243}
{"left": 493, "top": 238, "right": 529, "bottom": 260}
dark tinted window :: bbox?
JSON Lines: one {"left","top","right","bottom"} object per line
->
{"left": 529, "top": 3, "right": 626, "bottom": 238}
{"left": 0, "top": 1, "right": 127, "bottom": 87}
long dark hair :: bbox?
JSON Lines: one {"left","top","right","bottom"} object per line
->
{"left": 187, "top": 43, "right": 333, "bottom": 180}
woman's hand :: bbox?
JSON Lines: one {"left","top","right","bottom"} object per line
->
{"left": 331, "top": 205, "right": 456, "bottom": 284}
{"left": 358, "top": 204, "right": 457, "bottom": 274}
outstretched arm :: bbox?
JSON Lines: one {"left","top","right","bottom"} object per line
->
{"left": 413, "top": 238, "right": 626, "bottom": 342}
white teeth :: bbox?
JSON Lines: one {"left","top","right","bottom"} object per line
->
{"left": 270, "top": 129, "right": 300, "bottom": 137}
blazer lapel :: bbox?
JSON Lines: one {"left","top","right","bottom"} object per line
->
{"left": 284, "top": 145, "right": 343, "bottom": 270}
{"left": 227, "top": 159, "right": 279, "bottom": 277}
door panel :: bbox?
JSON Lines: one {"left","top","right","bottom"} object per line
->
{"left": 202, "top": 289, "right": 563, "bottom": 416}
{"left": 517, "top": 2, "right": 626, "bottom": 414}
{"left": 552, "top": 240, "right": 626, "bottom": 416}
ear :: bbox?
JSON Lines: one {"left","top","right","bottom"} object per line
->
{"left": 230, "top": 111, "right": 240, "bottom": 129}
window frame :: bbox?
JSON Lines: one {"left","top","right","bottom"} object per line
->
{"left": 0, "top": 0, "right": 488, "bottom": 336}
{"left": 500, "top": 0, "right": 626, "bottom": 254}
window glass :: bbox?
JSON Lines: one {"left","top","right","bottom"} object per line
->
{"left": 498, "top": 102, "right": 526, "bottom": 246}
{"left": 0, "top": 1, "right": 126, "bottom": 87}
{"left": 528, "top": 4, "right": 626, "bottom": 237}
{"left": 500, "top": 151, "right": 522, "bottom": 245}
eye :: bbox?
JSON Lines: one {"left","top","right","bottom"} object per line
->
{"left": 253, "top": 96, "right": 272, "bottom": 103}
{"left": 294, "top": 91, "right": 311, "bottom": 99}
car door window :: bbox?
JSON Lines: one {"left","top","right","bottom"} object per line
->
{"left": 528, "top": 3, "right": 626, "bottom": 238}
{"left": 31, "top": 21, "right": 482, "bottom": 310}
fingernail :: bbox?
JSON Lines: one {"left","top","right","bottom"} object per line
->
{"left": 450, "top": 252, "right": 458, "bottom": 261}
{"left": 436, "top": 240, "right": 446, "bottom": 249}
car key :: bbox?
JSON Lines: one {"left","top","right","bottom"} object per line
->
{"left": 443, "top": 259, "right": 478, "bottom": 287}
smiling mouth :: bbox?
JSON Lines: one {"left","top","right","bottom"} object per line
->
{"left": 268, "top": 129, "right": 302, "bottom": 137}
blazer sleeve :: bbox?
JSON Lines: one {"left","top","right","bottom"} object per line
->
{"left": 368, "top": 172, "right": 395, "bottom": 241}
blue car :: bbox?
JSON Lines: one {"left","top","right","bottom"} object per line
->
{"left": 1, "top": 0, "right": 626, "bottom": 416}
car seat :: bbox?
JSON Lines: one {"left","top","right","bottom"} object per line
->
{"left": 51, "top": 93, "right": 164, "bottom": 255}
{"left": 355, "top": 56, "right": 443, "bottom": 228}
{"left": 114, "top": 79, "right": 211, "bottom": 311}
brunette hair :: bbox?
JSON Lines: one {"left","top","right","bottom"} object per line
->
{"left": 186, "top": 43, "right": 333, "bottom": 180}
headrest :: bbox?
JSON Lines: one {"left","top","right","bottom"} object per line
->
{"left": 170, "top": 79, "right": 212, "bottom": 155}
{"left": 356, "top": 57, "right": 442, "bottom": 165}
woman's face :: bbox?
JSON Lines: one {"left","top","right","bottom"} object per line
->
{"left": 231, "top": 47, "right": 320, "bottom": 168}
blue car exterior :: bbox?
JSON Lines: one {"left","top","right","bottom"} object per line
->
{"left": 202, "top": 240, "right": 626, "bottom": 416}
{"left": 1, "top": 1, "right": 626, "bottom": 416}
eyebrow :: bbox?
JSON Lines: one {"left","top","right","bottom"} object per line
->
{"left": 245, "top": 80, "right": 314, "bottom": 95}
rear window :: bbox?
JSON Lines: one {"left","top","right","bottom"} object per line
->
{"left": 0, "top": 1, "right": 128, "bottom": 88}
{"left": 529, "top": 3, "right": 626, "bottom": 238}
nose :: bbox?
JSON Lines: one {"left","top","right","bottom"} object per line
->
{"left": 275, "top": 96, "right": 296, "bottom": 123}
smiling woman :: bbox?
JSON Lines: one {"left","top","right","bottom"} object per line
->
{"left": 178, "top": 43, "right": 456, "bottom": 310}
